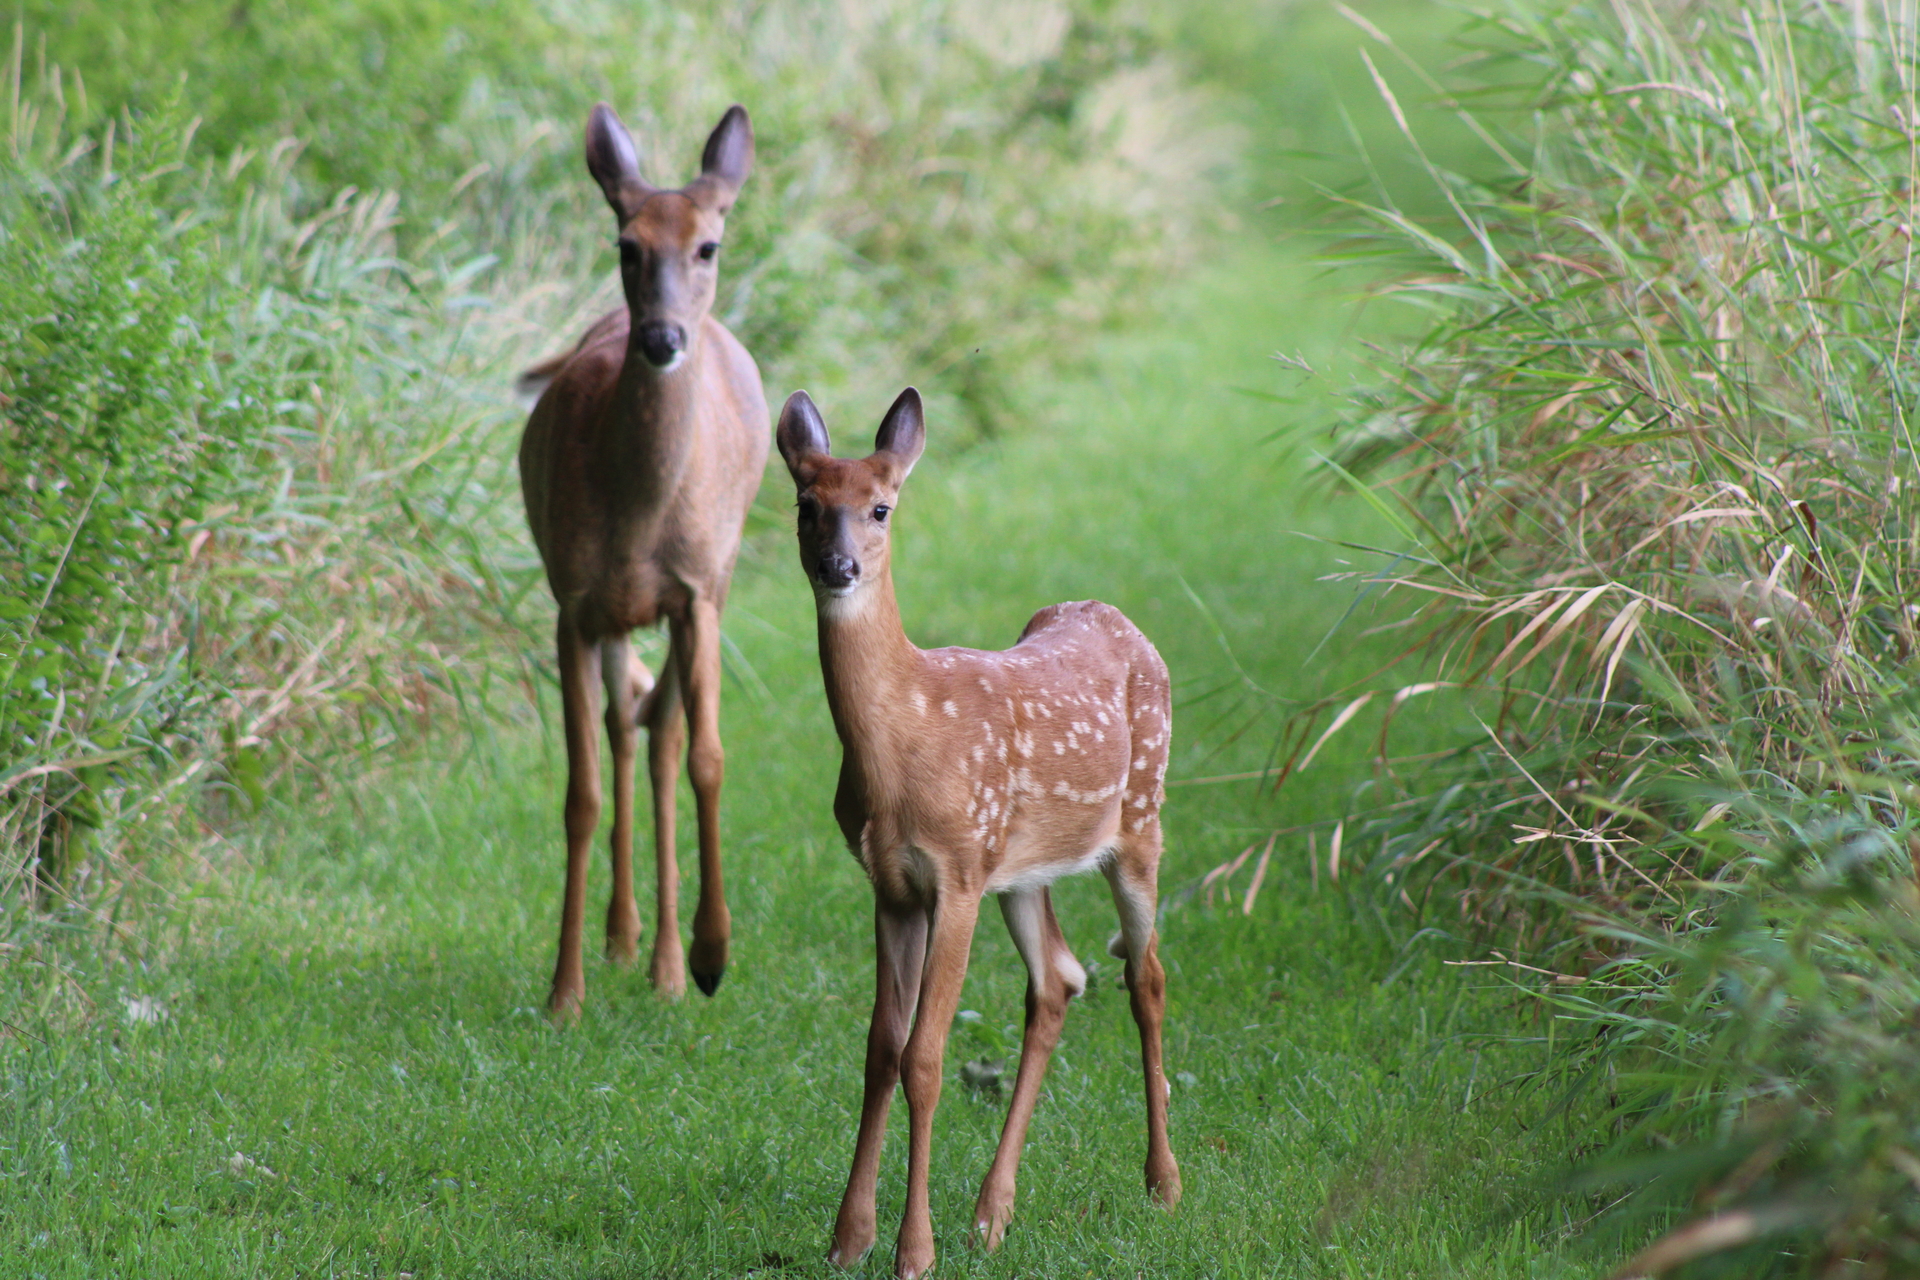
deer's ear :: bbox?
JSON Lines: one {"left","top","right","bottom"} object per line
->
{"left": 873, "top": 387, "right": 925, "bottom": 483}
{"left": 585, "top": 103, "right": 651, "bottom": 221}
{"left": 777, "top": 390, "right": 831, "bottom": 483}
{"left": 692, "top": 105, "right": 753, "bottom": 211}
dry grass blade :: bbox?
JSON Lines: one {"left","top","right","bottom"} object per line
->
{"left": 1242, "top": 833, "right": 1277, "bottom": 916}
{"left": 1296, "top": 694, "right": 1376, "bottom": 773}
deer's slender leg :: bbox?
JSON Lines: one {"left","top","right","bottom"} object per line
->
{"left": 600, "top": 636, "right": 648, "bottom": 964}
{"left": 549, "top": 611, "right": 604, "bottom": 1022}
{"left": 895, "top": 886, "right": 982, "bottom": 1280}
{"left": 645, "top": 638, "right": 687, "bottom": 998}
{"left": 972, "top": 886, "right": 1080, "bottom": 1250}
{"left": 1106, "top": 837, "right": 1181, "bottom": 1209}
{"left": 675, "top": 597, "right": 731, "bottom": 995}
{"left": 829, "top": 901, "right": 929, "bottom": 1269}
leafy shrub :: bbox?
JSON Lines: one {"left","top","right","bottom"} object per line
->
{"left": 0, "top": 92, "right": 527, "bottom": 925}
{"left": 0, "top": 105, "right": 271, "bottom": 902}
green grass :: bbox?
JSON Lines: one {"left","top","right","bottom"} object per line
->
{"left": 2, "top": 238, "right": 1592, "bottom": 1278}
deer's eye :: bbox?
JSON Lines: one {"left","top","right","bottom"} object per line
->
{"left": 618, "top": 239, "right": 639, "bottom": 264}
{"left": 697, "top": 241, "right": 720, "bottom": 262}
{"left": 797, "top": 498, "right": 819, "bottom": 523}
{"left": 872, "top": 505, "right": 891, "bottom": 523}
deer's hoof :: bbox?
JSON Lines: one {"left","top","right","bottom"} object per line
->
{"left": 1148, "top": 1161, "right": 1183, "bottom": 1211}
{"left": 605, "top": 901, "right": 642, "bottom": 965}
{"left": 546, "top": 986, "right": 584, "bottom": 1028}
{"left": 648, "top": 944, "right": 686, "bottom": 1000}
{"left": 688, "top": 936, "right": 728, "bottom": 997}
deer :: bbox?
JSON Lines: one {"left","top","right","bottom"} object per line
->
{"left": 775, "top": 387, "right": 1182, "bottom": 1279}
{"left": 516, "top": 102, "right": 768, "bottom": 1019}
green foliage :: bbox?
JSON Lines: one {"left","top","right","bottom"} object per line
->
{"left": 0, "top": 102, "right": 273, "bottom": 900}
{"left": 20, "top": 0, "right": 1230, "bottom": 434}
{"left": 0, "top": 0, "right": 1232, "bottom": 927}
{"left": 1291, "top": 0, "right": 1920, "bottom": 1271}
{"left": 1537, "top": 755, "right": 1920, "bottom": 1275}
{"left": 0, "top": 82, "right": 531, "bottom": 921}
{"left": 21, "top": 0, "right": 569, "bottom": 195}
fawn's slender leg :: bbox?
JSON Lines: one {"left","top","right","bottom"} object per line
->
{"left": 600, "top": 636, "right": 648, "bottom": 964}
{"left": 676, "top": 597, "right": 731, "bottom": 995}
{"left": 972, "top": 886, "right": 1082, "bottom": 1250}
{"left": 645, "top": 638, "right": 687, "bottom": 998}
{"left": 1040, "top": 888, "right": 1086, "bottom": 999}
{"left": 829, "top": 901, "right": 929, "bottom": 1268}
{"left": 895, "top": 886, "right": 982, "bottom": 1280}
{"left": 549, "top": 611, "right": 603, "bottom": 1021}
{"left": 1106, "top": 837, "right": 1181, "bottom": 1208}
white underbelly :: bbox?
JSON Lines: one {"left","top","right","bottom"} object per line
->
{"left": 985, "top": 839, "right": 1115, "bottom": 894}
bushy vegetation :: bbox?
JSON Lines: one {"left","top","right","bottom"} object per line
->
{"left": 22, "top": 0, "right": 1232, "bottom": 428}
{"left": 0, "top": 97, "right": 519, "bottom": 931}
{"left": 1300, "top": 0, "right": 1920, "bottom": 1271}
{"left": 0, "top": 3, "right": 1228, "bottom": 935}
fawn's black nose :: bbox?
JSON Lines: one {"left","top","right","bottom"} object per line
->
{"left": 817, "top": 552, "right": 858, "bottom": 589}
{"left": 637, "top": 322, "right": 686, "bottom": 368}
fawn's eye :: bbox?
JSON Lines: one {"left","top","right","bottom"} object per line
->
{"left": 872, "top": 505, "right": 891, "bottom": 523}
{"left": 797, "top": 498, "right": 819, "bottom": 523}
{"left": 617, "top": 239, "right": 638, "bottom": 264}
{"left": 697, "top": 241, "right": 720, "bottom": 262}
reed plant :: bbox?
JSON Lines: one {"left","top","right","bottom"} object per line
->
{"left": 1280, "top": 0, "right": 1920, "bottom": 1271}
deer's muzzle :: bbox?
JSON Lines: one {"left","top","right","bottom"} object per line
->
{"left": 637, "top": 322, "right": 687, "bottom": 369}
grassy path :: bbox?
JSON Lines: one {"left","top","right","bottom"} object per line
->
{"left": 6, "top": 243, "right": 1584, "bottom": 1278}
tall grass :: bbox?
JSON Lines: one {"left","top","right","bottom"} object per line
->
{"left": 0, "top": 3, "right": 1233, "bottom": 950}
{"left": 0, "top": 90, "right": 530, "bottom": 938}
{"left": 1282, "top": 0, "right": 1920, "bottom": 1271}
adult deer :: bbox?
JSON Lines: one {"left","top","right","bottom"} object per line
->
{"left": 776, "top": 388, "right": 1181, "bottom": 1278}
{"left": 518, "top": 103, "right": 768, "bottom": 1017}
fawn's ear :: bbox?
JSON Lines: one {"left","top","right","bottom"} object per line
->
{"left": 777, "top": 391, "right": 831, "bottom": 484}
{"left": 873, "top": 387, "right": 925, "bottom": 483}
{"left": 585, "top": 103, "right": 652, "bottom": 222}
{"left": 690, "top": 105, "right": 753, "bottom": 211}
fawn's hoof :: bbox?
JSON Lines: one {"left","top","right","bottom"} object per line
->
{"left": 971, "top": 1183, "right": 1014, "bottom": 1251}
{"left": 826, "top": 1238, "right": 871, "bottom": 1270}
{"left": 893, "top": 1240, "right": 936, "bottom": 1280}
{"left": 691, "top": 966, "right": 724, "bottom": 996}
{"left": 971, "top": 1213, "right": 1010, "bottom": 1253}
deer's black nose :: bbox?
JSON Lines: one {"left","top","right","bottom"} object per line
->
{"left": 637, "top": 322, "right": 686, "bottom": 368}
{"left": 818, "top": 553, "right": 858, "bottom": 589}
